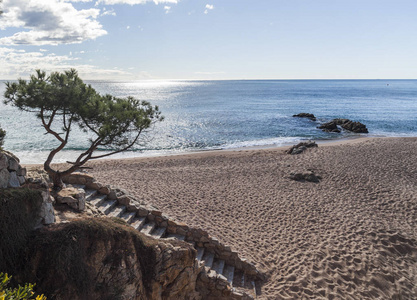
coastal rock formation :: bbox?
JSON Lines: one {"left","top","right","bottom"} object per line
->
{"left": 23, "top": 218, "right": 201, "bottom": 300}
{"left": 333, "top": 118, "right": 369, "bottom": 133}
{"left": 317, "top": 121, "right": 341, "bottom": 133}
{"left": 293, "top": 113, "right": 316, "bottom": 121}
{"left": 318, "top": 118, "right": 368, "bottom": 133}
{"left": 0, "top": 151, "right": 26, "bottom": 188}
{"left": 286, "top": 141, "right": 318, "bottom": 155}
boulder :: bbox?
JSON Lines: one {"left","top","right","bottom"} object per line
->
{"left": 293, "top": 113, "right": 316, "bottom": 121}
{"left": 0, "top": 153, "right": 8, "bottom": 169}
{"left": 333, "top": 118, "right": 368, "bottom": 133}
{"left": 8, "top": 171, "right": 20, "bottom": 188}
{"left": 8, "top": 157, "right": 20, "bottom": 171}
{"left": 289, "top": 171, "right": 321, "bottom": 183}
{"left": 287, "top": 140, "right": 318, "bottom": 155}
{"left": 318, "top": 121, "right": 341, "bottom": 133}
{"left": 0, "top": 169, "right": 10, "bottom": 188}
{"left": 55, "top": 187, "right": 86, "bottom": 211}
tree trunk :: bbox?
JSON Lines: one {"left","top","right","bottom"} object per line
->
{"left": 47, "top": 170, "right": 65, "bottom": 190}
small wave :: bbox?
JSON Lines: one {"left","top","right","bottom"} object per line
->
{"left": 219, "top": 137, "right": 304, "bottom": 150}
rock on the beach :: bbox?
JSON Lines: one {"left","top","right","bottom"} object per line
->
{"left": 289, "top": 171, "right": 321, "bottom": 183}
{"left": 293, "top": 113, "right": 317, "bottom": 121}
{"left": 287, "top": 141, "right": 318, "bottom": 155}
{"left": 317, "top": 121, "right": 341, "bottom": 133}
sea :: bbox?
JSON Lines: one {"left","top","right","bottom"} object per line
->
{"left": 0, "top": 79, "right": 416, "bottom": 164}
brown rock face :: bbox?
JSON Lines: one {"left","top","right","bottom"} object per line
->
{"left": 23, "top": 218, "right": 200, "bottom": 300}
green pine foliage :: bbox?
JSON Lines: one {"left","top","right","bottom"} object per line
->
{"left": 0, "top": 273, "right": 46, "bottom": 300}
{"left": 3, "top": 69, "right": 163, "bottom": 188}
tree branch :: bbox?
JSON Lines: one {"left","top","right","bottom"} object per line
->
{"left": 89, "top": 128, "right": 144, "bottom": 160}
{"left": 40, "top": 107, "right": 64, "bottom": 143}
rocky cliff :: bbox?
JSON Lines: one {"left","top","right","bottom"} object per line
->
{"left": 22, "top": 218, "right": 201, "bottom": 300}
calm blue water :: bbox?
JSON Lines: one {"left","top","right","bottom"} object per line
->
{"left": 1, "top": 80, "right": 416, "bottom": 164}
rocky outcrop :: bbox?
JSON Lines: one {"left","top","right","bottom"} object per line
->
{"left": 293, "top": 113, "right": 316, "bottom": 121}
{"left": 56, "top": 187, "right": 86, "bottom": 211}
{"left": 286, "top": 140, "right": 318, "bottom": 155}
{"left": 317, "top": 121, "right": 341, "bottom": 133}
{"left": 318, "top": 118, "right": 368, "bottom": 134}
{"left": 23, "top": 218, "right": 201, "bottom": 300}
{"left": 0, "top": 151, "right": 26, "bottom": 188}
{"left": 333, "top": 118, "right": 369, "bottom": 133}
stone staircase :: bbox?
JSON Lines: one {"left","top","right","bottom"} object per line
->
{"left": 64, "top": 173, "right": 263, "bottom": 299}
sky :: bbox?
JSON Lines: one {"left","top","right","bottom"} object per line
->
{"left": 0, "top": 0, "right": 416, "bottom": 80}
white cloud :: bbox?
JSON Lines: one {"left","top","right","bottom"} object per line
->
{"left": 39, "top": 49, "right": 48, "bottom": 52}
{"left": 164, "top": 6, "right": 170, "bottom": 13}
{"left": 0, "top": 0, "right": 107, "bottom": 46}
{"left": 64, "top": 0, "right": 94, "bottom": 2}
{"left": 126, "top": 25, "right": 130, "bottom": 29}
{"left": 96, "top": 0, "right": 178, "bottom": 5}
{"left": 0, "top": 47, "right": 139, "bottom": 80}
{"left": 204, "top": 4, "right": 214, "bottom": 14}
{"left": 101, "top": 7, "right": 116, "bottom": 16}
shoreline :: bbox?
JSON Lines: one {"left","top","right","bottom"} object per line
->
{"left": 23, "top": 134, "right": 391, "bottom": 167}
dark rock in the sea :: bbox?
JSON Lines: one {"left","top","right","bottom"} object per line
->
{"left": 333, "top": 118, "right": 369, "bottom": 133}
{"left": 293, "top": 113, "right": 317, "bottom": 121}
{"left": 318, "top": 121, "right": 341, "bottom": 133}
{"left": 289, "top": 171, "right": 321, "bottom": 183}
{"left": 287, "top": 141, "right": 318, "bottom": 155}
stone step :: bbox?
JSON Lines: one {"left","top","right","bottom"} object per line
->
{"left": 120, "top": 211, "right": 136, "bottom": 224}
{"left": 196, "top": 247, "right": 205, "bottom": 261}
{"left": 140, "top": 222, "right": 156, "bottom": 236}
{"left": 212, "top": 259, "right": 225, "bottom": 275}
{"left": 131, "top": 217, "right": 146, "bottom": 231}
{"left": 151, "top": 227, "right": 166, "bottom": 239}
{"left": 108, "top": 205, "right": 126, "bottom": 218}
{"left": 70, "top": 184, "right": 86, "bottom": 190}
{"left": 88, "top": 194, "right": 107, "bottom": 207}
{"left": 244, "top": 277, "right": 255, "bottom": 291}
{"left": 202, "top": 251, "right": 215, "bottom": 268}
{"left": 233, "top": 269, "right": 245, "bottom": 288}
{"left": 165, "top": 233, "right": 186, "bottom": 241}
{"left": 223, "top": 265, "right": 235, "bottom": 285}
{"left": 98, "top": 199, "right": 118, "bottom": 215}
{"left": 85, "top": 189, "right": 98, "bottom": 201}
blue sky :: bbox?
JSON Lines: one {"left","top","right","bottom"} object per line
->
{"left": 0, "top": 0, "right": 416, "bottom": 80}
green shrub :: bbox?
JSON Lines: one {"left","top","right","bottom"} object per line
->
{"left": 0, "top": 272, "right": 46, "bottom": 300}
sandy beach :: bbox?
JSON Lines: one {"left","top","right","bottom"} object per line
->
{"left": 76, "top": 137, "right": 417, "bottom": 299}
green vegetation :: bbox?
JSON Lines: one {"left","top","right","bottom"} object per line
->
{"left": 0, "top": 189, "right": 43, "bottom": 274}
{"left": 0, "top": 125, "right": 5, "bottom": 150}
{"left": 4, "top": 69, "right": 163, "bottom": 188}
{"left": 0, "top": 273, "right": 46, "bottom": 300}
